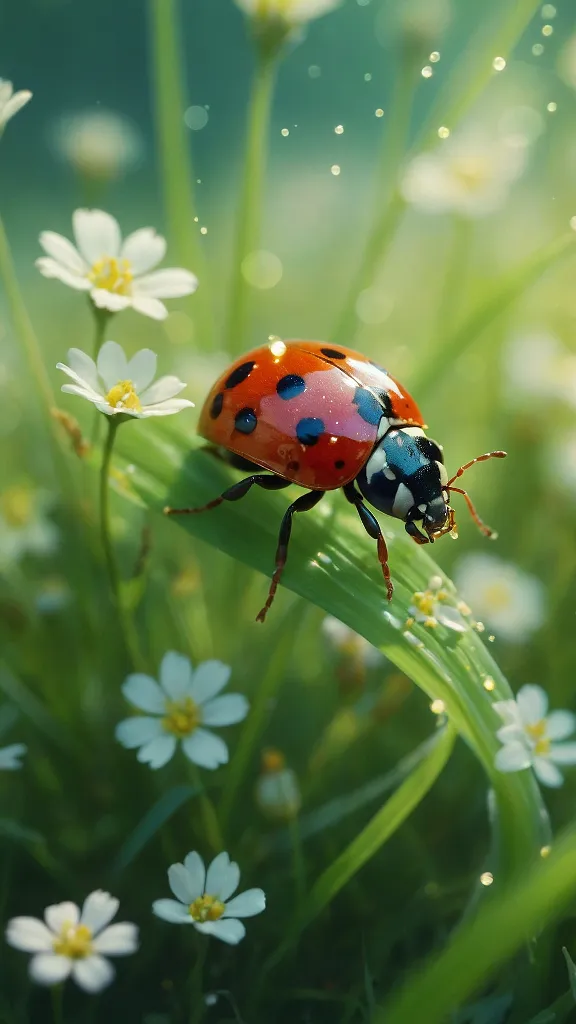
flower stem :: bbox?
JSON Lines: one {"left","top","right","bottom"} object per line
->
{"left": 188, "top": 936, "right": 207, "bottom": 1024}
{"left": 51, "top": 984, "right": 64, "bottom": 1024}
{"left": 224, "top": 46, "right": 278, "bottom": 354}
{"left": 90, "top": 307, "right": 111, "bottom": 444}
{"left": 190, "top": 766, "right": 224, "bottom": 854}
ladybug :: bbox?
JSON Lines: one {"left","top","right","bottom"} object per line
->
{"left": 166, "top": 340, "right": 505, "bottom": 621}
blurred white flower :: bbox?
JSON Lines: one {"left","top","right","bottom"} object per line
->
{"left": 322, "top": 616, "right": 382, "bottom": 667}
{"left": 391, "top": 0, "right": 451, "bottom": 45}
{"left": 454, "top": 554, "right": 544, "bottom": 643}
{"left": 0, "top": 485, "right": 58, "bottom": 570}
{"left": 36, "top": 209, "right": 197, "bottom": 320}
{"left": 407, "top": 575, "right": 469, "bottom": 632}
{"left": 153, "top": 851, "right": 265, "bottom": 945}
{"left": 547, "top": 431, "right": 576, "bottom": 498}
{"left": 504, "top": 331, "right": 576, "bottom": 407}
{"left": 6, "top": 890, "right": 138, "bottom": 992}
{"left": 52, "top": 109, "right": 143, "bottom": 182}
{"left": 0, "top": 744, "right": 26, "bottom": 771}
{"left": 401, "top": 129, "right": 528, "bottom": 218}
{"left": 494, "top": 684, "right": 576, "bottom": 788}
{"left": 255, "top": 749, "right": 301, "bottom": 820}
{"left": 57, "top": 341, "right": 194, "bottom": 419}
{"left": 559, "top": 33, "right": 576, "bottom": 91}
{"left": 235, "top": 0, "right": 341, "bottom": 25}
{"left": 116, "top": 652, "right": 248, "bottom": 770}
{"left": 0, "top": 79, "right": 32, "bottom": 133}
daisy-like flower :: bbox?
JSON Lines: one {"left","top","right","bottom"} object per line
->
{"left": 0, "top": 744, "right": 26, "bottom": 771}
{"left": 454, "top": 553, "right": 544, "bottom": 643}
{"left": 5, "top": 890, "right": 138, "bottom": 992}
{"left": 36, "top": 209, "right": 197, "bottom": 320}
{"left": 255, "top": 749, "right": 301, "bottom": 821}
{"left": 401, "top": 128, "right": 528, "bottom": 218}
{"left": 235, "top": 0, "right": 341, "bottom": 26}
{"left": 494, "top": 684, "right": 576, "bottom": 788}
{"left": 52, "top": 109, "right": 143, "bottom": 182}
{"left": 0, "top": 79, "right": 32, "bottom": 133}
{"left": 322, "top": 615, "right": 382, "bottom": 667}
{"left": 503, "top": 331, "right": 576, "bottom": 409}
{"left": 116, "top": 652, "right": 249, "bottom": 770}
{"left": 57, "top": 341, "right": 194, "bottom": 419}
{"left": 0, "top": 484, "right": 58, "bottom": 570}
{"left": 407, "top": 575, "right": 469, "bottom": 632}
{"left": 153, "top": 851, "right": 265, "bottom": 945}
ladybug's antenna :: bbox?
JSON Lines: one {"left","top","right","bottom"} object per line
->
{"left": 446, "top": 450, "right": 506, "bottom": 539}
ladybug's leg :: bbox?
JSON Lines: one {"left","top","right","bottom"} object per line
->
{"left": 256, "top": 489, "right": 326, "bottom": 623}
{"left": 164, "top": 474, "right": 290, "bottom": 516}
{"left": 446, "top": 451, "right": 506, "bottom": 539}
{"left": 343, "top": 483, "right": 393, "bottom": 601}
{"left": 405, "top": 520, "right": 430, "bottom": 545}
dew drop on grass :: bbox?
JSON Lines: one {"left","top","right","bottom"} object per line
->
{"left": 421, "top": 65, "right": 433, "bottom": 78}
{"left": 331, "top": 164, "right": 341, "bottom": 176}
{"left": 480, "top": 871, "right": 494, "bottom": 886}
{"left": 334, "top": 124, "right": 344, "bottom": 134}
{"left": 532, "top": 43, "right": 544, "bottom": 55}
{"left": 541, "top": 3, "right": 556, "bottom": 15}
{"left": 308, "top": 65, "right": 321, "bottom": 78}
{"left": 429, "top": 51, "right": 441, "bottom": 62}
{"left": 281, "top": 128, "right": 290, "bottom": 136}
{"left": 200, "top": 226, "right": 208, "bottom": 235}
{"left": 492, "top": 56, "right": 507, "bottom": 71}
{"left": 430, "top": 699, "right": 445, "bottom": 714}
{"left": 375, "top": 108, "right": 384, "bottom": 117}
{"left": 364, "top": 72, "right": 372, "bottom": 81}
{"left": 547, "top": 101, "right": 557, "bottom": 112}
{"left": 542, "top": 23, "right": 554, "bottom": 35}
{"left": 437, "top": 126, "right": 450, "bottom": 139}
{"left": 483, "top": 677, "right": 495, "bottom": 692}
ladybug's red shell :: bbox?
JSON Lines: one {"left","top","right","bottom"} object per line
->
{"left": 198, "top": 340, "right": 425, "bottom": 491}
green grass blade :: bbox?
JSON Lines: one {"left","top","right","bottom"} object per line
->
{"left": 111, "top": 783, "right": 198, "bottom": 876}
{"left": 375, "top": 825, "right": 576, "bottom": 1024}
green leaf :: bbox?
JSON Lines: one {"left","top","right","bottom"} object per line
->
{"left": 562, "top": 947, "right": 576, "bottom": 1003}
{"left": 375, "top": 826, "right": 576, "bottom": 1024}
{"left": 111, "top": 784, "right": 198, "bottom": 876}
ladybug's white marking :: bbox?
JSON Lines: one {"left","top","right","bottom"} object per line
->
{"left": 437, "top": 461, "right": 449, "bottom": 486}
{"left": 392, "top": 482, "right": 415, "bottom": 519}
{"left": 366, "top": 446, "right": 396, "bottom": 484}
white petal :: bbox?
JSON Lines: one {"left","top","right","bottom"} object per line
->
{"left": 60, "top": 384, "right": 103, "bottom": 405}
{"left": 201, "top": 694, "right": 249, "bottom": 727}
{"left": 492, "top": 699, "right": 521, "bottom": 728}
{"left": 436, "top": 606, "right": 468, "bottom": 632}
{"left": 126, "top": 349, "right": 157, "bottom": 392}
{"left": 132, "top": 268, "right": 198, "bottom": 299}
{"left": 223, "top": 889, "right": 266, "bottom": 919}
{"left": 38, "top": 231, "right": 87, "bottom": 275}
{"left": 73, "top": 209, "right": 121, "bottom": 264}
{"left": 0, "top": 743, "right": 27, "bottom": 770}
{"left": 6, "top": 917, "right": 54, "bottom": 952}
{"left": 44, "top": 901, "right": 79, "bottom": 934}
{"left": 35, "top": 257, "right": 91, "bottom": 291}
{"left": 533, "top": 756, "right": 564, "bottom": 788}
{"left": 0, "top": 81, "right": 12, "bottom": 105}
{"left": 139, "top": 376, "right": 187, "bottom": 405}
{"left": 549, "top": 742, "right": 576, "bottom": 765}
{"left": 190, "top": 661, "right": 232, "bottom": 705}
{"left": 121, "top": 673, "right": 165, "bottom": 713}
{"left": 139, "top": 399, "right": 194, "bottom": 417}
{"left": 152, "top": 899, "right": 192, "bottom": 924}
{"left": 218, "top": 863, "right": 240, "bottom": 902}
{"left": 182, "top": 729, "right": 228, "bottom": 770}
{"left": 80, "top": 891, "right": 119, "bottom": 934}
{"left": 93, "top": 923, "right": 138, "bottom": 956}
{"left": 130, "top": 295, "right": 168, "bottom": 320}
{"left": 2, "top": 90, "right": 32, "bottom": 123}
{"left": 121, "top": 227, "right": 166, "bottom": 274}
{"left": 29, "top": 953, "right": 72, "bottom": 986}
{"left": 169, "top": 863, "right": 199, "bottom": 904}
{"left": 517, "top": 684, "right": 548, "bottom": 726}
{"left": 65, "top": 348, "right": 99, "bottom": 391}
{"left": 205, "top": 853, "right": 234, "bottom": 899}
{"left": 159, "top": 651, "right": 194, "bottom": 701}
{"left": 116, "top": 717, "right": 163, "bottom": 749}
{"left": 495, "top": 724, "right": 525, "bottom": 745}
{"left": 494, "top": 741, "right": 532, "bottom": 772}
{"left": 194, "top": 918, "right": 246, "bottom": 945}
{"left": 137, "top": 734, "right": 176, "bottom": 769}
{"left": 90, "top": 288, "right": 132, "bottom": 313}
{"left": 546, "top": 711, "right": 576, "bottom": 741}
{"left": 183, "top": 852, "right": 206, "bottom": 897}
{"left": 56, "top": 362, "right": 102, "bottom": 397}
{"left": 97, "top": 340, "right": 128, "bottom": 390}
{"left": 72, "top": 954, "right": 115, "bottom": 993}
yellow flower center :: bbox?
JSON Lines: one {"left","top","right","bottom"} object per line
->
{"left": 451, "top": 156, "right": 491, "bottom": 192}
{"left": 162, "top": 696, "right": 201, "bottom": 738}
{"left": 188, "top": 894, "right": 225, "bottom": 923}
{"left": 88, "top": 256, "right": 133, "bottom": 294}
{"left": 0, "top": 485, "right": 33, "bottom": 527}
{"left": 413, "top": 591, "right": 437, "bottom": 617}
{"left": 482, "top": 582, "right": 512, "bottom": 611}
{"left": 105, "top": 380, "right": 142, "bottom": 412}
{"left": 53, "top": 922, "right": 93, "bottom": 959}
{"left": 533, "top": 737, "right": 551, "bottom": 756}
{"left": 262, "top": 748, "right": 286, "bottom": 773}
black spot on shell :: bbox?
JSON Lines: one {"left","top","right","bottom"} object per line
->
{"left": 335, "top": 459, "right": 345, "bottom": 469}
{"left": 210, "top": 392, "right": 224, "bottom": 419}
{"left": 234, "top": 408, "right": 258, "bottom": 434}
{"left": 276, "top": 374, "right": 306, "bottom": 400}
{"left": 353, "top": 386, "right": 383, "bottom": 426}
{"left": 296, "top": 417, "right": 325, "bottom": 446}
{"left": 225, "top": 361, "right": 255, "bottom": 389}
{"left": 320, "top": 347, "right": 346, "bottom": 360}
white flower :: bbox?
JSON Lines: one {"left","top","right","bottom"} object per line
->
{"left": 0, "top": 485, "right": 58, "bottom": 570}
{"left": 36, "top": 209, "right": 197, "bottom": 320}
{"left": 454, "top": 554, "right": 544, "bottom": 643}
{"left": 5, "top": 890, "right": 138, "bottom": 992}
{"left": 234, "top": 0, "right": 341, "bottom": 25}
{"left": 547, "top": 430, "right": 576, "bottom": 499}
{"left": 401, "top": 128, "right": 528, "bottom": 218}
{"left": 559, "top": 33, "right": 576, "bottom": 91}
{"left": 153, "top": 851, "right": 265, "bottom": 945}
{"left": 494, "top": 684, "right": 576, "bottom": 788}
{"left": 322, "top": 616, "right": 382, "bottom": 667}
{"left": 0, "top": 744, "right": 26, "bottom": 771}
{"left": 0, "top": 79, "right": 32, "bottom": 132}
{"left": 57, "top": 341, "right": 194, "bottom": 419}
{"left": 407, "top": 575, "right": 469, "bottom": 632}
{"left": 255, "top": 750, "right": 301, "bottom": 820}
{"left": 504, "top": 331, "right": 576, "bottom": 408}
{"left": 116, "top": 652, "right": 249, "bottom": 770}
{"left": 52, "top": 109, "right": 143, "bottom": 182}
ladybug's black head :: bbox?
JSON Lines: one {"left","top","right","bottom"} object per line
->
{"left": 356, "top": 427, "right": 453, "bottom": 543}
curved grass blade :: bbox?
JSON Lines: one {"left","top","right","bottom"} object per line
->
{"left": 111, "top": 783, "right": 198, "bottom": 876}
